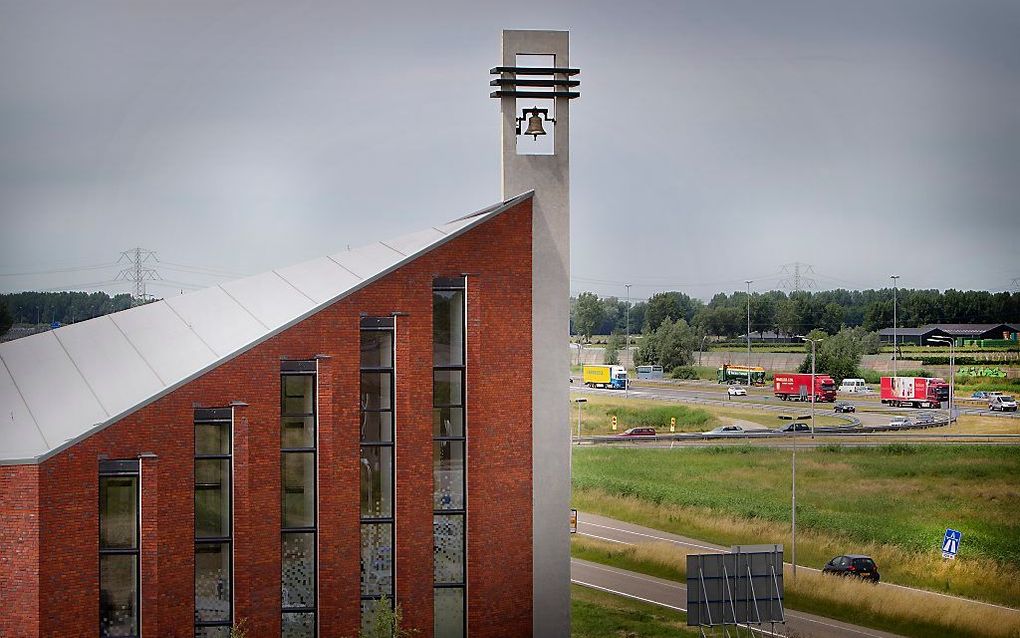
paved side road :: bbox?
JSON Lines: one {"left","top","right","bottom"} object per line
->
{"left": 571, "top": 558, "right": 904, "bottom": 638}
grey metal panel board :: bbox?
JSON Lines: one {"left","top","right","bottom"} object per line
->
{"left": 54, "top": 317, "right": 164, "bottom": 419}
{"left": 275, "top": 256, "right": 362, "bottom": 304}
{"left": 109, "top": 300, "right": 217, "bottom": 385}
{"left": 434, "top": 216, "right": 476, "bottom": 236}
{"left": 1, "top": 332, "right": 108, "bottom": 449}
{"left": 384, "top": 227, "right": 446, "bottom": 258}
{"left": 165, "top": 286, "right": 266, "bottom": 357}
{"left": 329, "top": 243, "right": 404, "bottom": 280}
{"left": 0, "top": 361, "right": 47, "bottom": 460}
{"left": 220, "top": 271, "right": 317, "bottom": 331}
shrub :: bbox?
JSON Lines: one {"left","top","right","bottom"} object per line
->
{"left": 670, "top": 365, "right": 698, "bottom": 379}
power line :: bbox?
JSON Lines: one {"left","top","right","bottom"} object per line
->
{"left": 778, "top": 262, "right": 816, "bottom": 292}
{"left": 0, "top": 262, "right": 119, "bottom": 277}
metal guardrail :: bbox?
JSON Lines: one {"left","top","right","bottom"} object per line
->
{"left": 572, "top": 415, "right": 1006, "bottom": 445}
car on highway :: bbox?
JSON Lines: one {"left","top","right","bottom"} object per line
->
{"left": 822, "top": 555, "right": 880, "bottom": 582}
{"left": 888, "top": 416, "right": 913, "bottom": 427}
{"left": 833, "top": 401, "right": 856, "bottom": 413}
{"left": 727, "top": 386, "right": 747, "bottom": 397}
{"left": 776, "top": 422, "right": 810, "bottom": 433}
{"left": 971, "top": 390, "right": 993, "bottom": 400}
{"left": 989, "top": 395, "right": 1018, "bottom": 412}
{"left": 619, "top": 427, "right": 657, "bottom": 437}
{"left": 703, "top": 425, "right": 745, "bottom": 436}
{"left": 915, "top": 412, "right": 938, "bottom": 425}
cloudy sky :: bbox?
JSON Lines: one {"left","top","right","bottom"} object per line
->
{"left": 1, "top": 0, "right": 1018, "bottom": 301}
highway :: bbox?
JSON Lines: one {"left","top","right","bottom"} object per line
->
{"left": 572, "top": 511, "right": 1020, "bottom": 637}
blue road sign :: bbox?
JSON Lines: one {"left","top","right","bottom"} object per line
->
{"left": 941, "top": 528, "right": 962, "bottom": 559}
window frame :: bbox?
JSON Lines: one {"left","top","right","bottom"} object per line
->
{"left": 194, "top": 407, "right": 233, "bottom": 636}
{"left": 99, "top": 459, "right": 141, "bottom": 638}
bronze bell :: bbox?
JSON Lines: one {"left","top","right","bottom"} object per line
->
{"left": 524, "top": 113, "right": 547, "bottom": 139}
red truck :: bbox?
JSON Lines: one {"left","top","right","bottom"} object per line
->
{"left": 880, "top": 376, "right": 949, "bottom": 409}
{"left": 774, "top": 373, "right": 837, "bottom": 402}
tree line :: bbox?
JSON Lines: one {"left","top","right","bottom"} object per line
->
{"left": 571, "top": 288, "right": 1020, "bottom": 341}
{"left": 0, "top": 291, "right": 138, "bottom": 329}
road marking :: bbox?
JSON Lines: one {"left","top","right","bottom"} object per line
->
{"left": 577, "top": 560, "right": 684, "bottom": 589}
{"left": 570, "top": 579, "right": 686, "bottom": 610}
{"left": 581, "top": 519, "right": 1020, "bottom": 613}
{"left": 578, "top": 531, "right": 632, "bottom": 545}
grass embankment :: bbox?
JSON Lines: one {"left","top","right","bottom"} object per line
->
{"left": 572, "top": 537, "right": 1020, "bottom": 638}
{"left": 572, "top": 445, "right": 1020, "bottom": 608}
{"left": 572, "top": 584, "right": 697, "bottom": 637}
{"left": 570, "top": 394, "right": 846, "bottom": 435}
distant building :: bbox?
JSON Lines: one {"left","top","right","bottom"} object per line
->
{"left": 878, "top": 323, "right": 1019, "bottom": 345}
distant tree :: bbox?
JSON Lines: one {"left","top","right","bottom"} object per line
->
{"left": 776, "top": 299, "right": 800, "bottom": 337}
{"left": 637, "top": 317, "right": 700, "bottom": 371}
{"left": 604, "top": 333, "right": 623, "bottom": 365}
{"left": 644, "top": 291, "right": 701, "bottom": 331}
{"left": 798, "top": 326, "right": 875, "bottom": 383}
{"left": 574, "top": 292, "right": 605, "bottom": 343}
{"left": 0, "top": 302, "right": 12, "bottom": 336}
{"left": 862, "top": 300, "right": 893, "bottom": 332}
{"left": 819, "top": 302, "right": 845, "bottom": 335}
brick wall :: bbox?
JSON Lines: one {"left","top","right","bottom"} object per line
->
{"left": 2, "top": 198, "right": 533, "bottom": 637}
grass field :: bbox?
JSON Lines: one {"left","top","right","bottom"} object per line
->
{"left": 571, "top": 584, "right": 697, "bottom": 637}
{"left": 572, "top": 536, "right": 1020, "bottom": 638}
{"left": 572, "top": 444, "right": 1020, "bottom": 607}
{"left": 569, "top": 394, "right": 847, "bottom": 435}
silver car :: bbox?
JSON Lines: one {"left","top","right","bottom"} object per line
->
{"left": 990, "top": 395, "right": 1017, "bottom": 412}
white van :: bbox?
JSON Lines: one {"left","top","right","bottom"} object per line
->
{"left": 839, "top": 378, "right": 870, "bottom": 394}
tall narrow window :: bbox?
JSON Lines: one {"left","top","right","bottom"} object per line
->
{"left": 281, "top": 360, "right": 317, "bottom": 637}
{"left": 360, "top": 317, "right": 395, "bottom": 632}
{"left": 195, "top": 407, "right": 233, "bottom": 638}
{"left": 100, "top": 459, "right": 140, "bottom": 638}
{"left": 433, "top": 277, "right": 466, "bottom": 638}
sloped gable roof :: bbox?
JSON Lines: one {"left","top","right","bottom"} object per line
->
{"left": 0, "top": 192, "right": 532, "bottom": 464}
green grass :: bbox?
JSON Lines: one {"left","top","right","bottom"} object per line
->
{"left": 571, "top": 584, "right": 698, "bottom": 637}
{"left": 572, "top": 445, "right": 1020, "bottom": 606}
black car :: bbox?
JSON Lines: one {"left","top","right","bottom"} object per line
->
{"left": 777, "top": 422, "right": 810, "bottom": 433}
{"left": 915, "top": 412, "right": 937, "bottom": 425}
{"left": 834, "top": 401, "right": 856, "bottom": 413}
{"left": 822, "top": 554, "right": 880, "bottom": 582}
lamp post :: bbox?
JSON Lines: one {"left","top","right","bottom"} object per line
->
{"left": 570, "top": 397, "right": 588, "bottom": 478}
{"left": 746, "top": 280, "right": 753, "bottom": 384}
{"left": 625, "top": 284, "right": 632, "bottom": 399}
{"left": 929, "top": 336, "right": 955, "bottom": 426}
{"left": 890, "top": 275, "right": 900, "bottom": 377}
{"left": 794, "top": 333, "right": 824, "bottom": 579}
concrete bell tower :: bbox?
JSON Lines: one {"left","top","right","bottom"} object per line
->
{"left": 491, "top": 29, "right": 579, "bottom": 637}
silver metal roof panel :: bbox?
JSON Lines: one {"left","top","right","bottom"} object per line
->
{"left": 52, "top": 317, "right": 164, "bottom": 419}
{"left": 165, "top": 286, "right": 266, "bottom": 357}
{"left": 383, "top": 227, "right": 447, "bottom": 257}
{"left": 1, "top": 332, "right": 108, "bottom": 450}
{"left": 0, "top": 362, "right": 46, "bottom": 459}
{"left": 220, "top": 271, "right": 317, "bottom": 331}
{"left": 109, "top": 300, "right": 218, "bottom": 385}
{"left": 329, "top": 243, "right": 404, "bottom": 280}
{"left": 275, "top": 256, "right": 363, "bottom": 304}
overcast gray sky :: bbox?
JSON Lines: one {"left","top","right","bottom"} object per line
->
{"left": 1, "top": 0, "right": 1018, "bottom": 301}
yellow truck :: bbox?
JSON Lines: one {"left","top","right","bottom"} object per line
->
{"left": 582, "top": 365, "right": 628, "bottom": 389}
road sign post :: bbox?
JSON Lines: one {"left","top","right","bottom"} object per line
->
{"left": 570, "top": 509, "right": 577, "bottom": 534}
{"left": 611, "top": 415, "right": 617, "bottom": 431}
{"left": 942, "top": 528, "right": 962, "bottom": 559}
{"left": 670, "top": 417, "right": 676, "bottom": 433}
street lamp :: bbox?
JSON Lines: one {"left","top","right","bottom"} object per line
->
{"left": 570, "top": 398, "right": 588, "bottom": 479}
{"left": 890, "top": 275, "right": 900, "bottom": 377}
{"left": 746, "top": 280, "right": 753, "bottom": 383}
{"left": 928, "top": 336, "right": 955, "bottom": 426}
{"left": 625, "top": 284, "right": 632, "bottom": 399}
{"left": 794, "top": 333, "right": 824, "bottom": 579}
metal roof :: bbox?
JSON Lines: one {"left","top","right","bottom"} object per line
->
{"left": 0, "top": 192, "right": 533, "bottom": 464}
